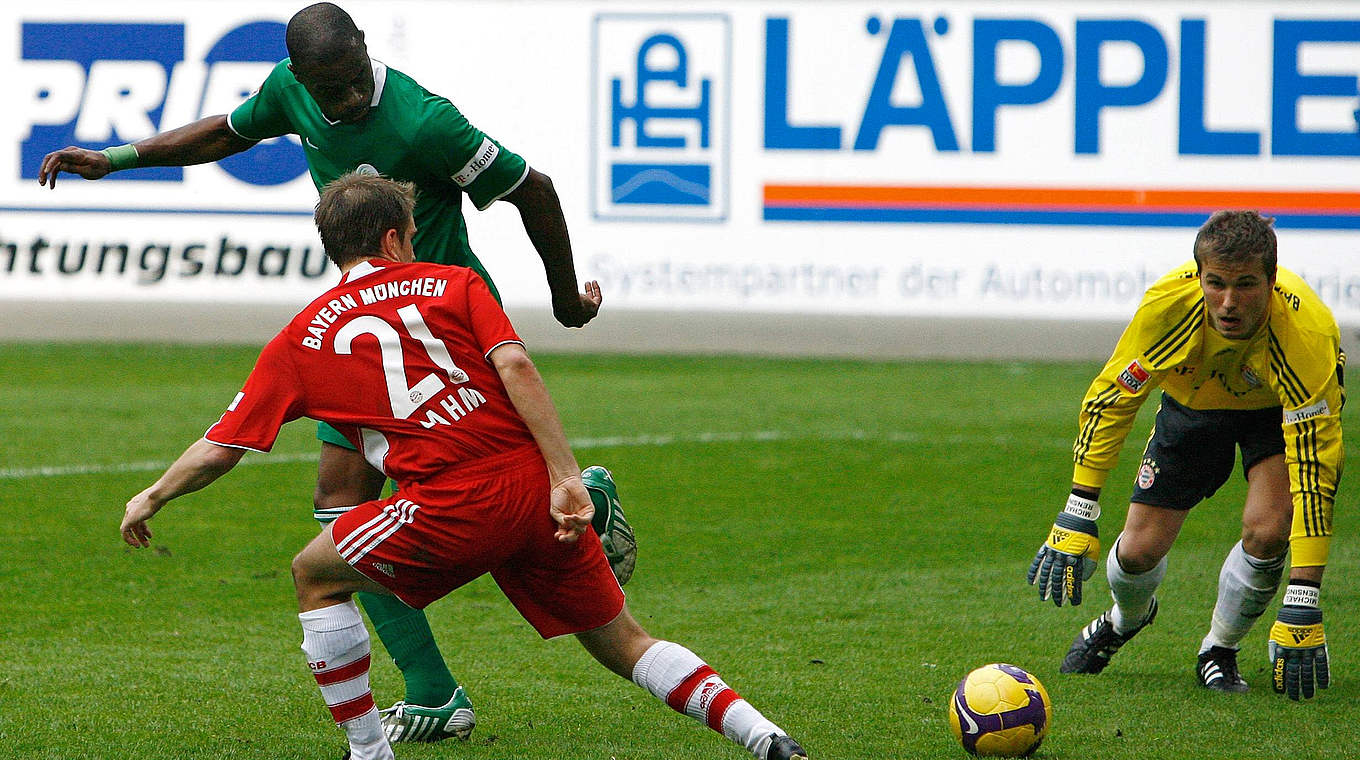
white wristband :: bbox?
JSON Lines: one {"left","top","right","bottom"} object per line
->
{"left": 1283, "top": 584, "right": 1320, "bottom": 608}
{"left": 1063, "top": 493, "right": 1100, "bottom": 521}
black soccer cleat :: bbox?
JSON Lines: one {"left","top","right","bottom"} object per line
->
{"left": 767, "top": 739, "right": 805, "bottom": 760}
{"left": 1061, "top": 598, "right": 1158, "bottom": 674}
{"left": 1197, "top": 645, "right": 1249, "bottom": 693}
{"left": 765, "top": 734, "right": 809, "bottom": 760}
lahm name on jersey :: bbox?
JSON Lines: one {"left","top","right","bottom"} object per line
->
{"left": 299, "top": 277, "right": 450, "bottom": 350}
{"left": 418, "top": 386, "right": 489, "bottom": 429}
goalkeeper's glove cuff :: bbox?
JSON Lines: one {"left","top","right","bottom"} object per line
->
{"left": 1054, "top": 510, "right": 1098, "bottom": 536}
{"left": 1282, "top": 582, "right": 1320, "bottom": 609}
{"left": 1063, "top": 492, "right": 1100, "bottom": 521}
{"left": 1277, "top": 605, "right": 1323, "bottom": 627}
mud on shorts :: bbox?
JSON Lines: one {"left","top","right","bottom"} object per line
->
{"left": 1130, "top": 392, "right": 1285, "bottom": 510}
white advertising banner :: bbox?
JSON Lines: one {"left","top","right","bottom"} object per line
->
{"left": 3, "top": 2, "right": 1358, "bottom": 322}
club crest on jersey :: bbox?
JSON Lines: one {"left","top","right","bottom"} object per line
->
{"left": 1117, "top": 360, "right": 1151, "bottom": 393}
{"left": 1137, "top": 458, "right": 1159, "bottom": 489}
{"left": 1240, "top": 365, "right": 1262, "bottom": 388}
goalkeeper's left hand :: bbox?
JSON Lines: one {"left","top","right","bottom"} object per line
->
{"left": 1268, "top": 583, "right": 1329, "bottom": 701}
{"left": 1027, "top": 492, "right": 1101, "bottom": 607}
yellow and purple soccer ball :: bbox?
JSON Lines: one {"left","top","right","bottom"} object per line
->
{"left": 947, "top": 663, "right": 1052, "bottom": 757}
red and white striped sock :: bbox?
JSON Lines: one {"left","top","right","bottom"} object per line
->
{"left": 299, "top": 601, "right": 393, "bottom": 760}
{"left": 632, "top": 641, "right": 784, "bottom": 759}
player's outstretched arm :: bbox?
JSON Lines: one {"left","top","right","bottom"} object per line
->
{"left": 1026, "top": 488, "right": 1102, "bottom": 606}
{"left": 39, "top": 115, "right": 258, "bottom": 189}
{"left": 504, "top": 168, "right": 602, "bottom": 328}
{"left": 1269, "top": 575, "right": 1330, "bottom": 700}
{"left": 488, "top": 342, "right": 592, "bottom": 542}
{"left": 121, "top": 438, "right": 245, "bottom": 548}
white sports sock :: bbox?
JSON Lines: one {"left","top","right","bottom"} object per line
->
{"left": 632, "top": 641, "right": 784, "bottom": 759}
{"left": 299, "top": 601, "right": 392, "bottom": 760}
{"left": 1200, "top": 541, "right": 1285, "bottom": 653}
{"left": 1107, "top": 534, "right": 1166, "bottom": 634}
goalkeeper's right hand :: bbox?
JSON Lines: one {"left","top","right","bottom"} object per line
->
{"left": 1026, "top": 493, "right": 1101, "bottom": 607}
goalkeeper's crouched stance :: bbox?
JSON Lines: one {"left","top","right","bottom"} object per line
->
{"left": 313, "top": 423, "right": 638, "bottom": 743}
{"left": 1026, "top": 211, "right": 1342, "bottom": 701}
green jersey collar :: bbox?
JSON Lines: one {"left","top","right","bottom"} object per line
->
{"left": 319, "top": 59, "right": 389, "bottom": 127}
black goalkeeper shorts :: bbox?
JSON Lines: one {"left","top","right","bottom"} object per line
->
{"left": 1130, "top": 392, "right": 1285, "bottom": 510}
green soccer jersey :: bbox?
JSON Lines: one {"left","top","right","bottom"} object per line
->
{"left": 227, "top": 59, "right": 529, "bottom": 300}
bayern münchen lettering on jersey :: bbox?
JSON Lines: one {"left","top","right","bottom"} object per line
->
{"left": 206, "top": 260, "right": 536, "bottom": 484}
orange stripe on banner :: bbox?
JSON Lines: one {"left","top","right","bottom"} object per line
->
{"left": 762, "top": 185, "right": 1360, "bottom": 212}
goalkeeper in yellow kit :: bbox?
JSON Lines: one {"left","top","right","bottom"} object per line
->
{"left": 1026, "top": 210, "right": 1344, "bottom": 700}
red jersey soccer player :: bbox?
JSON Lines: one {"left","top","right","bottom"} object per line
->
{"left": 120, "top": 174, "right": 808, "bottom": 760}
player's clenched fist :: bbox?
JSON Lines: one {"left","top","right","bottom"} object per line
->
{"left": 1027, "top": 493, "right": 1101, "bottom": 606}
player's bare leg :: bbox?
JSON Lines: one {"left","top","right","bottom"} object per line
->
{"left": 314, "top": 442, "right": 473, "bottom": 742}
{"left": 576, "top": 606, "right": 808, "bottom": 760}
{"left": 292, "top": 526, "right": 398, "bottom": 760}
{"left": 1198, "top": 454, "right": 1290, "bottom": 691}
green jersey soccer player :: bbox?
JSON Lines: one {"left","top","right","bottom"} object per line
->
{"left": 38, "top": 1, "right": 635, "bottom": 744}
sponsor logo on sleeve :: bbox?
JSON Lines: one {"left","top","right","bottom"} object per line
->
{"left": 1116, "top": 360, "right": 1151, "bottom": 393}
{"left": 227, "top": 391, "right": 244, "bottom": 411}
{"left": 1284, "top": 399, "right": 1330, "bottom": 424}
{"left": 451, "top": 137, "right": 499, "bottom": 187}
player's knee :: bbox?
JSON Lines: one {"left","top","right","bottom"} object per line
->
{"left": 312, "top": 484, "right": 339, "bottom": 512}
{"left": 1241, "top": 526, "right": 1288, "bottom": 561}
{"left": 1114, "top": 543, "right": 1164, "bottom": 575}
{"left": 290, "top": 550, "right": 338, "bottom": 609}
{"left": 313, "top": 482, "right": 366, "bottom": 512}
{"left": 291, "top": 549, "right": 316, "bottom": 590}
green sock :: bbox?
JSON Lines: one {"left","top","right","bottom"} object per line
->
{"left": 357, "top": 592, "right": 459, "bottom": 707}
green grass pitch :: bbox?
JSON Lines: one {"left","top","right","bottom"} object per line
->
{"left": 0, "top": 342, "right": 1355, "bottom": 759}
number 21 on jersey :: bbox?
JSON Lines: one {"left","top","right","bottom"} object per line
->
{"left": 333, "top": 304, "right": 470, "bottom": 419}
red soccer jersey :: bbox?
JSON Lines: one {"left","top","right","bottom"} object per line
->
{"left": 206, "top": 259, "right": 537, "bottom": 485}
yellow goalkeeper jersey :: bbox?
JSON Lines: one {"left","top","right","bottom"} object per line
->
{"left": 1073, "top": 262, "right": 1344, "bottom": 566}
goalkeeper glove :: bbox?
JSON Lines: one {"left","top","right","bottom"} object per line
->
{"left": 1027, "top": 492, "right": 1101, "bottom": 607}
{"left": 1268, "top": 583, "right": 1329, "bottom": 701}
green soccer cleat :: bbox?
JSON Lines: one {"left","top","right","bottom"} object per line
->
{"left": 582, "top": 465, "right": 637, "bottom": 585}
{"left": 379, "top": 686, "right": 475, "bottom": 743}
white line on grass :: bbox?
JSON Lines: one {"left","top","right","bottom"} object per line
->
{"left": 0, "top": 429, "right": 1067, "bottom": 481}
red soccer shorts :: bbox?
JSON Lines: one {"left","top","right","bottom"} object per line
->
{"left": 330, "top": 445, "right": 625, "bottom": 638}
